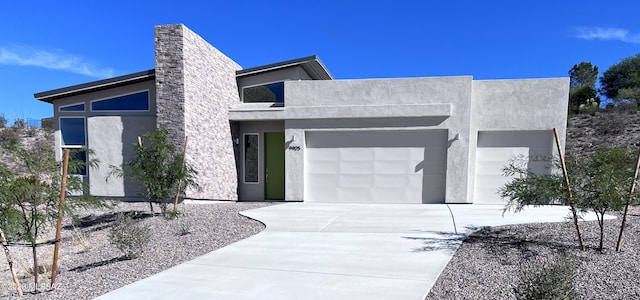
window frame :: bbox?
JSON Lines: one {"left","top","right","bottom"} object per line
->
{"left": 58, "top": 102, "right": 86, "bottom": 112}
{"left": 241, "top": 81, "right": 285, "bottom": 104}
{"left": 90, "top": 90, "right": 150, "bottom": 112}
{"left": 243, "top": 133, "right": 260, "bottom": 184}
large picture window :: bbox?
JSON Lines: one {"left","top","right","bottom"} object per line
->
{"left": 59, "top": 117, "right": 87, "bottom": 175}
{"left": 91, "top": 91, "right": 149, "bottom": 111}
{"left": 244, "top": 134, "right": 259, "bottom": 183}
{"left": 242, "top": 82, "right": 284, "bottom": 103}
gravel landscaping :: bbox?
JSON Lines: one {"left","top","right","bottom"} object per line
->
{"left": 426, "top": 207, "right": 640, "bottom": 299}
{"left": 0, "top": 201, "right": 273, "bottom": 299}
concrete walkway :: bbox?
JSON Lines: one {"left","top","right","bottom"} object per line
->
{"left": 96, "top": 203, "right": 604, "bottom": 300}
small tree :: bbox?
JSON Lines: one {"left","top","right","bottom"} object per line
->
{"left": 110, "top": 128, "right": 199, "bottom": 216}
{"left": 0, "top": 139, "right": 105, "bottom": 293}
{"left": 500, "top": 147, "right": 635, "bottom": 251}
{"left": 573, "top": 148, "right": 635, "bottom": 251}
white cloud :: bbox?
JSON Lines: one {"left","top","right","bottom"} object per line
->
{"left": 575, "top": 27, "right": 640, "bottom": 44}
{"left": 0, "top": 44, "right": 115, "bottom": 78}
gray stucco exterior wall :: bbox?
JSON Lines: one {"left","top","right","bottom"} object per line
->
{"left": 52, "top": 79, "right": 157, "bottom": 198}
{"left": 155, "top": 24, "right": 242, "bottom": 200}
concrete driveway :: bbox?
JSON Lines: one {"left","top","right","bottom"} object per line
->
{"left": 96, "top": 203, "right": 603, "bottom": 300}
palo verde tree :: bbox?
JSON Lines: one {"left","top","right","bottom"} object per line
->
{"left": 568, "top": 62, "right": 600, "bottom": 114}
{"left": 110, "top": 128, "right": 199, "bottom": 216}
{"left": 0, "top": 137, "right": 106, "bottom": 294}
{"left": 600, "top": 53, "right": 640, "bottom": 106}
{"left": 500, "top": 147, "right": 636, "bottom": 252}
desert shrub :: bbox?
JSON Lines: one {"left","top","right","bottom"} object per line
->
{"left": 41, "top": 119, "right": 54, "bottom": 132}
{"left": 25, "top": 126, "right": 37, "bottom": 137}
{"left": 109, "top": 213, "right": 151, "bottom": 259}
{"left": 0, "top": 128, "right": 20, "bottom": 144}
{"left": 595, "top": 114, "right": 626, "bottom": 136}
{"left": 0, "top": 115, "right": 7, "bottom": 128}
{"left": 514, "top": 257, "right": 577, "bottom": 300}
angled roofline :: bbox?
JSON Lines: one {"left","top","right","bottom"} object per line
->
{"left": 34, "top": 69, "right": 156, "bottom": 103}
{"left": 236, "top": 55, "right": 333, "bottom": 80}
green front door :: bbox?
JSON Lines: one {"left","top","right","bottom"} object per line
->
{"left": 264, "top": 132, "right": 285, "bottom": 200}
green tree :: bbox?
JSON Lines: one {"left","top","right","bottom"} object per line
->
{"left": 500, "top": 147, "right": 635, "bottom": 252}
{"left": 568, "top": 62, "right": 599, "bottom": 114}
{"left": 0, "top": 139, "right": 105, "bottom": 293}
{"left": 570, "top": 148, "right": 634, "bottom": 251}
{"left": 110, "top": 128, "right": 199, "bottom": 216}
{"left": 600, "top": 54, "right": 640, "bottom": 105}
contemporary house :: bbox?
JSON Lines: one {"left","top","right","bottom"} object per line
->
{"left": 35, "top": 24, "right": 569, "bottom": 204}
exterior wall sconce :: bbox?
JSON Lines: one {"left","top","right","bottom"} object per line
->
{"left": 233, "top": 137, "right": 239, "bottom": 145}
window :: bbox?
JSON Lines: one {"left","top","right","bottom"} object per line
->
{"left": 244, "top": 134, "right": 259, "bottom": 183}
{"left": 59, "top": 103, "right": 85, "bottom": 112}
{"left": 65, "top": 149, "right": 88, "bottom": 176}
{"left": 242, "top": 82, "right": 284, "bottom": 103}
{"left": 60, "top": 118, "right": 86, "bottom": 146}
{"left": 91, "top": 91, "right": 149, "bottom": 111}
{"left": 59, "top": 117, "right": 87, "bottom": 175}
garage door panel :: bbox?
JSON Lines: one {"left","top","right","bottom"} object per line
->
{"left": 339, "top": 175, "right": 374, "bottom": 187}
{"left": 373, "top": 148, "right": 414, "bottom": 160}
{"left": 307, "top": 148, "right": 340, "bottom": 160}
{"left": 306, "top": 174, "right": 340, "bottom": 187}
{"left": 306, "top": 159, "right": 340, "bottom": 174}
{"left": 305, "top": 130, "right": 447, "bottom": 204}
{"left": 339, "top": 148, "right": 374, "bottom": 161}
{"left": 372, "top": 174, "right": 422, "bottom": 188}
{"left": 339, "top": 161, "right": 374, "bottom": 174}
{"left": 373, "top": 161, "right": 418, "bottom": 174}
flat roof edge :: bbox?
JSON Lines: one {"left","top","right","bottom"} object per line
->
{"left": 35, "top": 69, "right": 156, "bottom": 103}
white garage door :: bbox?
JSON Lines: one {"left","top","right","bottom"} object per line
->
{"left": 474, "top": 131, "right": 553, "bottom": 204}
{"left": 305, "top": 130, "right": 447, "bottom": 204}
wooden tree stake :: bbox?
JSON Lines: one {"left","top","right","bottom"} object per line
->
{"left": 553, "top": 128, "right": 585, "bottom": 251}
{"left": 50, "top": 149, "right": 70, "bottom": 291}
{"left": 173, "top": 136, "right": 189, "bottom": 212}
{"left": 616, "top": 146, "right": 640, "bottom": 251}
{"left": 1, "top": 228, "right": 22, "bottom": 296}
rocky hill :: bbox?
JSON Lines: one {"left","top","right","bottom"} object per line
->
{"left": 566, "top": 110, "right": 640, "bottom": 156}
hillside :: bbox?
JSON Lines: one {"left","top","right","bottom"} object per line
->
{"left": 566, "top": 110, "right": 640, "bottom": 156}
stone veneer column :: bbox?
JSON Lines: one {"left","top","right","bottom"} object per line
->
{"left": 155, "top": 25, "right": 186, "bottom": 147}
{"left": 155, "top": 24, "right": 242, "bottom": 200}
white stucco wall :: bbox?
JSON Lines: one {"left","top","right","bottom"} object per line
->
{"left": 283, "top": 76, "right": 473, "bottom": 203}
{"left": 468, "top": 78, "right": 570, "bottom": 203}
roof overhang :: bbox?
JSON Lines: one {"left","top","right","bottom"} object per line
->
{"left": 236, "top": 55, "right": 333, "bottom": 80}
{"left": 34, "top": 69, "right": 156, "bottom": 103}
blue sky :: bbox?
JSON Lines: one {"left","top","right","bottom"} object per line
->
{"left": 1, "top": 0, "right": 639, "bottom": 123}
